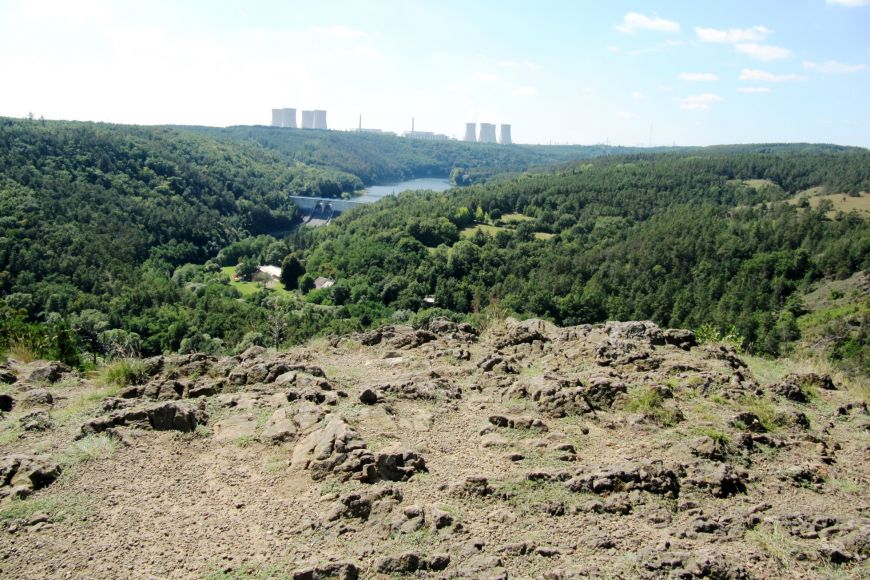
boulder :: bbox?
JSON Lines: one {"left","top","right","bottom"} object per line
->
{"left": 0, "top": 369, "right": 16, "bottom": 385}
{"left": 566, "top": 461, "right": 680, "bottom": 498}
{"left": 0, "top": 394, "right": 13, "bottom": 413}
{"left": 80, "top": 401, "right": 204, "bottom": 437}
{"left": 292, "top": 562, "right": 359, "bottom": 580}
{"left": 26, "top": 362, "right": 70, "bottom": 384}
{"left": 0, "top": 455, "right": 62, "bottom": 500}
{"left": 290, "top": 417, "right": 372, "bottom": 480}
{"left": 684, "top": 462, "right": 747, "bottom": 497}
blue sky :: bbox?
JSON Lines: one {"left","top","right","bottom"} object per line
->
{"left": 1, "top": 0, "right": 868, "bottom": 145}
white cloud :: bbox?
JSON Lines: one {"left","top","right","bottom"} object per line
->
{"left": 826, "top": 0, "right": 869, "bottom": 6}
{"left": 735, "top": 43, "right": 791, "bottom": 61}
{"left": 678, "top": 72, "right": 720, "bottom": 81}
{"left": 607, "top": 46, "right": 621, "bottom": 53}
{"left": 616, "top": 12, "right": 680, "bottom": 34}
{"left": 310, "top": 25, "right": 366, "bottom": 40}
{"left": 737, "top": 86, "right": 772, "bottom": 93}
{"left": 739, "top": 68, "right": 808, "bottom": 82}
{"left": 679, "top": 93, "right": 724, "bottom": 111}
{"left": 472, "top": 72, "right": 500, "bottom": 82}
{"left": 512, "top": 86, "right": 538, "bottom": 97}
{"left": 695, "top": 26, "right": 771, "bottom": 44}
{"left": 617, "top": 111, "right": 638, "bottom": 119}
{"left": 631, "top": 91, "right": 647, "bottom": 100}
{"left": 497, "top": 59, "right": 542, "bottom": 70}
{"left": 804, "top": 59, "right": 867, "bottom": 74}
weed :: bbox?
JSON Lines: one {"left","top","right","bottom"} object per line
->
{"left": 737, "top": 396, "right": 789, "bottom": 432}
{"left": 7, "top": 343, "right": 38, "bottom": 363}
{"left": 695, "top": 323, "right": 745, "bottom": 352}
{"left": 50, "top": 385, "right": 120, "bottom": 426}
{"left": 233, "top": 435, "right": 256, "bottom": 448}
{"left": 0, "top": 493, "right": 91, "bottom": 523}
{"left": 205, "top": 562, "right": 291, "bottom": 580}
{"left": 57, "top": 434, "right": 118, "bottom": 467}
{"left": 690, "top": 426, "right": 731, "bottom": 445}
{"left": 623, "top": 387, "right": 683, "bottom": 427}
{"left": 101, "top": 358, "right": 148, "bottom": 387}
{"left": 194, "top": 424, "right": 212, "bottom": 438}
{"left": 263, "top": 455, "right": 286, "bottom": 473}
{"left": 494, "top": 478, "right": 591, "bottom": 515}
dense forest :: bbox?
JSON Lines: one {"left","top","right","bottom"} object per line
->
{"left": 187, "top": 125, "right": 645, "bottom": 186}
{"left": 1, "top": 117, "right": 868, "bottom": 376}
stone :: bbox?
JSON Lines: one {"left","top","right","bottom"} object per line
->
{"left": 0, "top": 369, "right": 16, "bottom": 385}
{"left": 80, "top": 401, "right": 204, "bottom": 437}
{"left": 730, "top": 412, "right": 767, "bottom": 433}
{"left": 566, "top": 461, "right": 680, "bottom": 498}
{"left": 26, "top": 362, "right": 70, "bottom": 384}
{"left": 325, "top": 487, "right": 403, "bottom": 522}
{"left": 261, "top": 408, "right": 298, "bottom": 443}
{"left": 684, "top": 462, "right": 747, "bottom": 498}
{"left": 449, "top": 476, "right": 492, "bottom": 497}
{"left": 292, "top": 562, "right": 359, "bottom": 580}
{"left": 0, "top": 455, "right": 62, "bottom": 500}
{"left": 23, "top": 389, "right": 53, "bottom": 406}
{"left": 0, "top": 394, "right": 13, "bottom": 413}
{"left": 19, "top": 410, "right": 51, "bottom": 431}
{"left": 359, "top": 388, "right": 381, "bottom": 405}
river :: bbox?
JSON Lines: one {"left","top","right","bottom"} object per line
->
{"left": 354, "top": 177, "right": 453, "bottom": 203}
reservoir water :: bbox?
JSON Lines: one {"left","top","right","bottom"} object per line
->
{"left": 355, "top": 177, "right": 452, "bottom": 203}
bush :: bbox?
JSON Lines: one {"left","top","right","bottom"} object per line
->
{"left": 102, "top": 359, "right": 148, "bottom": 387}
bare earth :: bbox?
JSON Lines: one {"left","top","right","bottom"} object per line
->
{"left": 0, "top": 318, "right": 867, "bottom": 579}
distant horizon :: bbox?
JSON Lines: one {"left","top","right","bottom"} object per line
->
{"left": 6, "top": 114, "right": 869, "bottom": 151}
{"left": 2, "top": 1, "right": 869, "bottom": 147}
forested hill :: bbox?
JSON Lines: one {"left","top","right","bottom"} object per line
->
{"left": 185, "top": 125, "right": 645, "bottom": 185}
{"left": 298, "top": 147, "right": 870, "bottom": 373}
{"left": 1, "top": 116, "right": 867, "bottom": 376}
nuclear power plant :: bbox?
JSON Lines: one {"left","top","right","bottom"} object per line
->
{"left": 499, "top": 124, "right": 512, "bottom": 145}
{"left": 462, "top": 122, "right": 513, "bottom": 144}
{"left": 478, "top": 123, "right": 497, "bottom": 144}
{"left": 271, "top": 108, "right": 297, "bottom": 128}
{"left": 271, "top": 108, "right": 327, "bottom": 130}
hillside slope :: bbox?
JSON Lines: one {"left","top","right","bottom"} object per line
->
{"left": 0, "top": 319, "right": 867, "bottom": 578}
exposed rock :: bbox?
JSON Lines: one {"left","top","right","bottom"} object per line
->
{"left": 730, "top": 412, "right": 767, "bottom": 433}
{"left": 663, "top": 328, "right": 697, "bottom": 350}
{"left": 23, "top": 388, "right": 53, "bottom": 406}
{"left": 359, "top": 325, "right": 436, "bottom": 349}
{"left": 375, "top": 552, "right": 449, "bottom": 574}
{"left": 449, "top": 476, "right": 493, "bottom": 497}
{"left": 325, "top": 487, "right": 403, "bottom": 522}
{"left": 290, "top": 417, "right": 370, "bottom": 481}
{"left": 292, "top": 561, "right": 359, "bottom": 580}
{"left": 0, "top": 455, "right": 62, "bottom": 500}
{"left": 0, "top": 369, "right": 16, "bottom": 385}
{"left": 358, "top": 388, "right": 382, "bottom": 405}
{"left": 80, "top": 401, "right": 204, "bottom": 437}
{"left": 684, "top": 463, "right": 747, "bottom": 498}
{"left": 783, "top": 372, "right": 837, "bottom": 391}
{"left": 528, "top": 376, "right": 627, "bottom": 417}
{"left": 19, "top": 410, "right": 51, "bottom": 431}
{"left": 566, "top": 461, "right": 680, "bottom": 498}
{"left": 0, "top": 394, "right": 14, "bottom": 413}
{"left": 488, "top": 415, "right": 548, "bottom": 431}
{"left": 26, "top": 362, "right": 71, "bottom": 384}
{"left": 773, "top": 379, "right": 811, "bottom": 403}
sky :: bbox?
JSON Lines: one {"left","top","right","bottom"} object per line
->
{"left": 1, "top": 0, "right": 869, "bottom": 146}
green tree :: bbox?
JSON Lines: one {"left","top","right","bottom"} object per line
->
{"left": 280, "top": 254, "right": 305, "bottom": 290}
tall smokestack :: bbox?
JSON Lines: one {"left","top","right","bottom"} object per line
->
{"left": 478, "top": 123, "right": 497, "bottom": 143}
{"left": 313, "top": 110, "right": 328, "bottom": 130}
{"left": 271, "top": 109, "right": 282, "bottom": 127}
{"left": 499, "top": 124, "right": 512, "bottom": 145}
{"left": 281, "top": 108, "right": 297, "bottom": 129}
{"left": 463, "top": 122, "right": 477, "bottom": 142}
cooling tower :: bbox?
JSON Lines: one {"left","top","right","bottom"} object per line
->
{"left": 314, "top": 110, "right": 328, "bottom": 130}
{"left": 281, "top": 108, "right": 297, "bottom": 129}
{"left": 499, "top": 124, "right": 512, "bottom": 145}
{"left": 463, "top": 122, "right": 477, "bottom": 142}
{"left": 479, "top": 123, "right": 497, "bottom": 144}
{"left": 271, "top": 109, "right": 282, "bottom": 127}
{"left": 301, "top": 110, "right": 315, "bottom": 129}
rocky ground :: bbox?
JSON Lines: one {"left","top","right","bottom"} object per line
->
{"left": 0, "top": 318, "right": 868, "bottom": 579}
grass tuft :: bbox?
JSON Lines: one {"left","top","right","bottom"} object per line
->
{"left": 623, "top": 387, "right": 683, "bottom": 427}
{"left": 57, "top": 434, "right": 118, "bottom": 467}
{"left": 101, "top": 358, "right": 148, "bottom": 387}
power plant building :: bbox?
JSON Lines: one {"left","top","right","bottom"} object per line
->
{"left": 271, "top": 107, "right": 297, "bottom": 128}
{"left": 281, "top": 108, "right": 297, "bottom": 129}
{"left": 463, "top": 122, "right": 477, "bottom": 142}
{"left": 314, "top": 110, "right": 328, "bottom": 130}
{"left": 301, "top": 110, "right": 315, "bottom": 129}
{"left": 478, "top": 123, "right": 497, "bottom": 143}
{"left": 499, "top": 124, "right": 512, "bottom": 145}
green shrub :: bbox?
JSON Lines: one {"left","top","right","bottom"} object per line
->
{"left": 101, "top": 359, "right": 148, "bottom": 387}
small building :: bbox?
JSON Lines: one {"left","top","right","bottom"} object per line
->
{"left": 314, "top": 276, "right": 335, "bottom": 290}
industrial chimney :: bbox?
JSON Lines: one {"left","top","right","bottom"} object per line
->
{"left": 301, "top": 110, "right": 315, "bottom": 129}
{"left": 463, "top": 122, "right": 477, "bottom": 142}
{"left": 499, "top": 124, "right": 512, "bottom": 145}
{"left": 281, "top": 108, "right": 297, "bottom": 129}
{"left": 314, "top": 110, "right": 328, "bottom": 130}
{"left": 271, "top": 109, "right": 282, "bottom": 127}
{"left": 478, "top": 123, "right": 497, "bottom": 144}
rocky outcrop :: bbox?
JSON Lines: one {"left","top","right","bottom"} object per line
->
{"left": 566, "top": 461, "right": 680, "bottom": 498}
{"left": 0, "top": 455, "right": 61, "bottom": 500}
{"left": 80, "top": 400, "right": 204, "bottom": 437}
